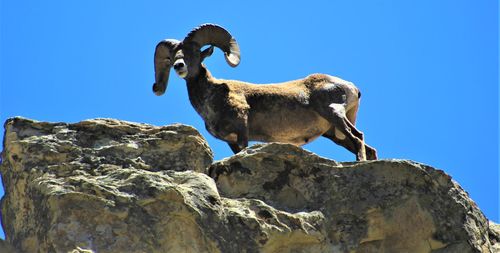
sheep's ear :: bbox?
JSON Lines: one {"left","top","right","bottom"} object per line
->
{"left": 201, "top": 46, "right": 214, "bottom": 62}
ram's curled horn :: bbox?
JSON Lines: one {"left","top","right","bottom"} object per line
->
{"left": 153, "top": 39, "right": 179, "bottom": 96}
{"left": 184, "top": 24, "right": 240, "bottom": 67}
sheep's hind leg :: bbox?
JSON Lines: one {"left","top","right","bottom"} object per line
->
{"left": 341, "top": 112, "right": 378, "bottom": 160}
{"left": 318, "top": 103, "right": 368, "bottom": 161}
{"left": 322, "top": 130, "right": 357, "bottom": 156}
{"left": 323, "top": 129, "right": 377, "bottom": 160}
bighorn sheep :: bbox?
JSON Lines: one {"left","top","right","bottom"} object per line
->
{"left": 153, "top": 24, "right": 377, "bottom": 161}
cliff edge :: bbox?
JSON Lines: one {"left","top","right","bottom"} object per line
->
{"left": 1, "top": 117, "right": 498, "bottom": 252}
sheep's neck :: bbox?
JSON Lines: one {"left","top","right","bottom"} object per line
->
{"left": 185, "top": 65, "right": 216, "bottom": 118}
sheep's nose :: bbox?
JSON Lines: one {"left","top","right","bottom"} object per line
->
{"left": 174, "top": 62, "right": 185, "bottom": 70}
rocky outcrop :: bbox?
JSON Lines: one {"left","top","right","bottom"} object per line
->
{"left": 490, "top": 222, "right": 500, "bottom": 252}
{"left": 0, "top": 117, "right": 498, "bottom": 252}
{"left": 210, "top": 144, "right": 499, "bottom": 252}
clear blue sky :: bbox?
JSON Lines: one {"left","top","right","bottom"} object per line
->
{"left": 0, "top": 0, "right": 498, "bottom": 240}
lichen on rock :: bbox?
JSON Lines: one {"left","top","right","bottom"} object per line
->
{"left": 0, "top": 117, "right": 498, "bottom": 252}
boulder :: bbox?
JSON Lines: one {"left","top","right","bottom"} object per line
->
{"left": 209, "top": 143, "right": 498, "bottom": 252}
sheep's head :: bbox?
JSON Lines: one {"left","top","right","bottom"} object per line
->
{"left": 153, "top": 24, "right": 240, "bottom": 96}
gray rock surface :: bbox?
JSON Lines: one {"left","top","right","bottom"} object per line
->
{"left": 210, "top": 143, "right": 499, "bottom": 252}
{"left": 490, "top": 222, "right": 500, "bottom": 252}
{"left": 1, "top": 117, "right": 498, "bottom": 252}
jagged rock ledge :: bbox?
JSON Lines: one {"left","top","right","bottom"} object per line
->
{"left": 0, "top": 117, "right": 498, "bottom": 253}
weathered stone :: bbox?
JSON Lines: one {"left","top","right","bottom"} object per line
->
{"left": 209, "top": 143, "right": 497, "bottom": 252}
{"left": 1, "top": 117, "right": 214, "bottom": 252}
{"left": 0, "top": 239, "right": 17, "bottom": 253}
{"left": 490, "top": 222, "right": 500, "bottom": 252}
{"left": 1, "top": 118, "right": 498, "bottom": 252}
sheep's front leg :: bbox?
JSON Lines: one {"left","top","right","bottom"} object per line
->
{"left": 228, "top": 143, "right": 242, "bottom": 153}
{"left": 227, "top": 116, "right": 249, "bottom": 154}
